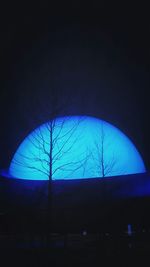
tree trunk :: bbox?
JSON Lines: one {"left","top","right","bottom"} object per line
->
{"left": 46, "top": 121, "right": 53, "bottom": 247}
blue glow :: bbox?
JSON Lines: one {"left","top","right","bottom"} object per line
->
{"left": 9, "top": 116, "right": 146, "bottom": 180}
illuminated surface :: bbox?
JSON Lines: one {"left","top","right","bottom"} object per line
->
{"left": 9, "top": 116, "right": 146, "bottom": 180}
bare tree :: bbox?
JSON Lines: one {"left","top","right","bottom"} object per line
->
{"left": 91, "top": 123, "right": 121, "bottom": 178}
{"left": 11, "top": 117, "right": 87, "bottom": 179}
{"left": 10, "top": 115, "right": 89, "bottom": 239}
{"left": 10, "top": 89, "right": 90, "bottom": 241}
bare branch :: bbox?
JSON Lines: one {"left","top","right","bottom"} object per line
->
{"left": 12, "top": 116, "right": 88, "bottom": 181}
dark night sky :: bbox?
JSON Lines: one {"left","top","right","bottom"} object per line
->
{"left": 0, "top": 3, "right": 150, "bottom": 170}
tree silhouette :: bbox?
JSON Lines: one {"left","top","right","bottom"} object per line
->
{"left": 11, "top": 117, "right": 87, "bottom": 180}
{"left": 91, "top": 123, "right": 119, "bottom": 178}
{"left": 10, "top": 89, "right": 90, "bottom": 240}
{"left": 11, "top": 115, "right": 89, "bottom": 240}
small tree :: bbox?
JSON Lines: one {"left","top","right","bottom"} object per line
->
{"left": 91, "top": 123, "right": 119, "bottom": 178}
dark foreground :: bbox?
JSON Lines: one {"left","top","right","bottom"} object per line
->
{"left": 1, "top": 248, "right": 149, "bottom": 267}
{"left": 0, "top": 233, "right": 150, "bottom": 266}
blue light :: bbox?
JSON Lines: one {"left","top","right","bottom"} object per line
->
{"left": 9, "top": 116, "right": 146, "bottom": 180}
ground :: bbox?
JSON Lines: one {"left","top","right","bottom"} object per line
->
{"left": 0, "top": 233, "right": 150, "bottom": 266}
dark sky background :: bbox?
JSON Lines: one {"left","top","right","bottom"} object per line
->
{"left": 0, "top": 3, "right": 150, "bottom": 171}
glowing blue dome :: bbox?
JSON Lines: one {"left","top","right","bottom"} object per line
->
{"left": 9, "top": 116, "right": 146, "bottom": 180}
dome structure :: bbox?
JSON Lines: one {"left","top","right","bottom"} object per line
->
{"left": 9, "top": 116, "right": 146, "bottom": 180}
